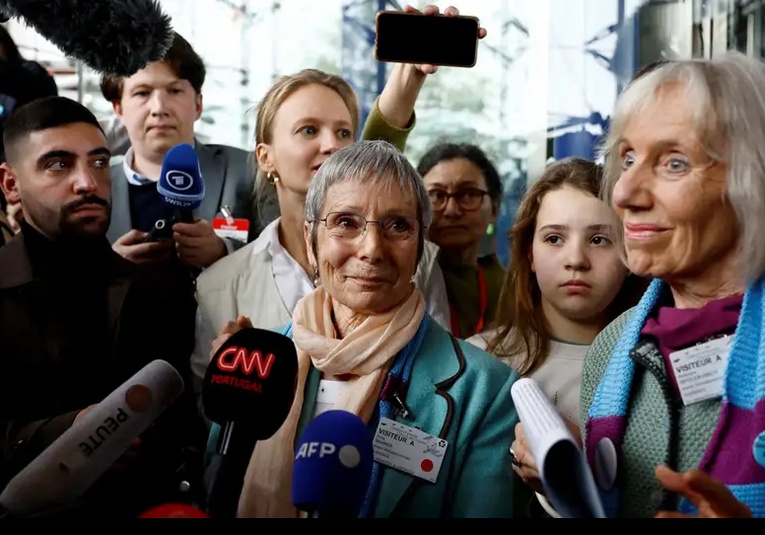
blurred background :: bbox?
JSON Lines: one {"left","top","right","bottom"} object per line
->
{"left": 3, "top": 0, "right": 759, "bottom": 263}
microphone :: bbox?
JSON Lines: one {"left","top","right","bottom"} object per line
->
{"left": 0, "top": 360, "right": 184, "bottom": 518}
{"left": 138, "top": 503, "right": 210, "bottom": 518}
{"left": 0, "top": 0, "right": 174, "bottom": 76}
{"left": 157, "top": 143, "right": 206, "bottom": 225}
{"left": 202, "top": 328, "right": 298, "bottom": 518}
{"left": 292, "top": 410, "right": 374, "bottom": 518}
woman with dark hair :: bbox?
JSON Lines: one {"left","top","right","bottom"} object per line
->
{"left": 417, "top": 142, "right": 505, "bottom": 338}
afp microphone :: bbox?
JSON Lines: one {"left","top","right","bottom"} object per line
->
{"left": 0, "top": 0, "right": 173, "bottom": 75}
{"left": 292, "top": 410, "right": 374, "bottom": 518}
{"left": 202, "top": 328, "right": 298, "bottom": 518}
{"left": 157, "top": 143, "right": 205, "bottom": 224}
{"left": 0, "top": 360, "right": 184, "bottom": 518}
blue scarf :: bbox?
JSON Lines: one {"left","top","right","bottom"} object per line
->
{"left": 586, "top": 277, "right": 765, "bottom": 517}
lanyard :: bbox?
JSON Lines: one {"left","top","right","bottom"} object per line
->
{"left": 449, "top": 265, "right": 487, "bottom": 337}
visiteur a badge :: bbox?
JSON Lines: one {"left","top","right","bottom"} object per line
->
{"left": 669, "top": 335, "right": 732, "bottom": 406}
{"left": 372, "top": 417, "right": 448, "bottom": 483}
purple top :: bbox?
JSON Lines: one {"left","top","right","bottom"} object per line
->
{"left": 641, "top": 293, "right": 744, "bottom": 395}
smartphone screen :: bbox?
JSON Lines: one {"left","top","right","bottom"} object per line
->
{"left": 375, "top": 12, "right": 479, "bottom": 68}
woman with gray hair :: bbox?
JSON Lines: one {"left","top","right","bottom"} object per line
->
{"left": 208, "top": 140, "right": 518, "bottom": 518}
{"left": 574, "top": 51, "right": 765, "bottom": 518}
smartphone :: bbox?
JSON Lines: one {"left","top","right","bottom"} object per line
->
{"left": 374, "top": 11, "right": 480, "bottom": 68}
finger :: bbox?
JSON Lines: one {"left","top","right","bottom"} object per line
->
{"left": 655, "top": 466, "right": 686, "bottom": 493}
{"left": 236, "top": 315, "right": 254, "bottom": 329}
{"left": 655, "top": 511, "right": 693, "bottom": 518}
{"left": 422, "top": 4, "right": 439, "bottom": 16}
{"left": 684, "top": 469, "right": 752, "bottom": 517}
{"left": 115, "top": 229, "right": 146, "bottom": 245}
{"left": 402, "top": 4, "right": 420, "bottom": 14}
{"left": 172, "top": 222, "right": 206, "bottom": 237}
{"left": 515, "top": 422, "right": 527, "bottom": 442}
{"left": 443, "top": 6, "right": 459, "bottom": 16}
{"left": 478, "top": 27, "right": 488, "bottom": 39}
{"left": 173, "top": 232, "right": 207, "bottom": 248}
{"left": 130, "top": 240, "right": 173, "bottom": 257}
{"left": 219, "top": 321, "right": 240, "bottom": 335}
{"left": 418, "top": 64, "right": 438, "bottom": 74}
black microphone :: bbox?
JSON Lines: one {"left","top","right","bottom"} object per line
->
{"left": 202, "top": 328, "right": 298, "bottom": 518}
{"left": 0, "top": 0, "right": 173, "bottom": 75}
{"left": 0, "top": 360, "right": 184, "bottom": 518}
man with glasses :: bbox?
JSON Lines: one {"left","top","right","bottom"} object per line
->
{"left": 417, "top": 142, "right": 505, "bottom": 339}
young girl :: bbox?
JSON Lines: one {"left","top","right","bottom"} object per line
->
{"left": 468, "top": 157, "right": 645, "bottom": 517}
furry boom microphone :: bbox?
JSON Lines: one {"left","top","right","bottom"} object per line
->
{"left": 0, "top": 0, "right": 174, "bottom": 76}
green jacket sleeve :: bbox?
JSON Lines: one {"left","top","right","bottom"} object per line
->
{"left": 360, "top": 96, "right": 416, "bottom": 152}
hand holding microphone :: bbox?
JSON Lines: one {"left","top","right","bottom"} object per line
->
{"left": 0, "top": 360, "right": 185, "bottom": 518}
{"left": 156, "top": 143, "right": 226, "bottom": 268}
{"left": 202, "top": 327, "right": 299, "bottom": 518}
{"left": 210, "top": 316, "right": 254, "bottom": 361}
{"left": 172, "top": 219, "right": 227, "bottom": 268}
{"left": 112, "top": 228, "right": 174, "bottom": 265}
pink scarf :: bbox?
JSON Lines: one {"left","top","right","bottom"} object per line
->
{"left": 236, "top": 286, "right": 426, "bottom": 517}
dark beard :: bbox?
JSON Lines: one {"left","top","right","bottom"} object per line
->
{"left": 58, "top": 194, "right": 112, "bottom": 240}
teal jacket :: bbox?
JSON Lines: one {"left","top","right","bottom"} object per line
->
{"left": 206, "top": 317, "right": 519, "bottom": 518}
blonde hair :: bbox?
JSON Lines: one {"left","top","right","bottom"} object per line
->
{"left": 599, "top": 51, "right": 765, "bottom": 283}
{"left": 252, "top": 69, "right": 360, "bottom": 227}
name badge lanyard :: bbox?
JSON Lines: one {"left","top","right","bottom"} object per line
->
{"left": 358, "top": 315, "right": 428, "bottom": 518}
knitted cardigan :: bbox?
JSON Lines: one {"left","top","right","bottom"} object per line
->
{"left": 581, "top": 277, "right": 765, "bottom": 518}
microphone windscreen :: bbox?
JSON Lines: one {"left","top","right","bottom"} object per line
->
{"left": 0, "top": 360, "right": 184, "bottom": 518}
{"left": 156, "top": 143, "right": 206, "bottom": 211}
{"left": 138, "top": 503, "right": 210, "bottom": 518}
{"left": 292, "top": 410, "right": 374, "bottom": 517}
{"left": 1, "top": 0, "right": 173, "bottom": 76}
{"left": 202, "top": 328, "right": 298, "bottom": 437}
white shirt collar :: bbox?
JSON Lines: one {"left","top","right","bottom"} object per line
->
{"left": 122, "top": 147, "right": 156, "bottom": 186}
{"left": 253, "top": 217, "right": 315, "bottom": 313}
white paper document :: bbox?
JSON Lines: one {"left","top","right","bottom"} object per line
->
{"left": 510, "top": 378, "right": 606, "bottom": 518}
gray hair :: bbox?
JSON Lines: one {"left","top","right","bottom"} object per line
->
{"left": 599, "top": 51, "right": 765, "bottom": 283}
{"left": 305, "top": 139, "right": 432, "bottom": 260}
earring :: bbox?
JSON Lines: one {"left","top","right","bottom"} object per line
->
{"left": 267, "top": 172, "right": 280, "bottom": 185}
{"left": 312, "top": 268, "right": 320, "bottom": 287}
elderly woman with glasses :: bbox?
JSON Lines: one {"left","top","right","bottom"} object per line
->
{"left": 209, "top": 140, "right": 518, "bottom": 518}
{"left": 417, "top": 143, "right": 505, "bottom": 339}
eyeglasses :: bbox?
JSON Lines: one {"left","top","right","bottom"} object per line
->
{"left": 313, "top": 212, "right": 420, "bottom": 241}
{"left": 428, "top": 188, "right": 490, "bottom": 211}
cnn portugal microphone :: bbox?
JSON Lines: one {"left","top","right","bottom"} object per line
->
{"left": 157, "top": 143, "right": 205, "bottom": 224}
{"left": 0, "top": 360, "right": 184, "bottom": 518}
{"left": 292, "top": 410, "right": 374, "bottom": 518}
{"left": 202, "top": 328, "right": 298, "bottom": 518}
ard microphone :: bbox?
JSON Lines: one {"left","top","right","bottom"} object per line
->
{"left": 292, "top": 410, "right": 374, "bottom": 518}
{"left": 202, "top": 328, "right": 298, "bottom": 518}
{"left": 0, "top": 0, "right": 173, "bottom": 76}
{"left": 157, "top": 143, "right": 205, "bottom": 224}
{"left": 0, "top": 360, "right": 184, "bottom": 518}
